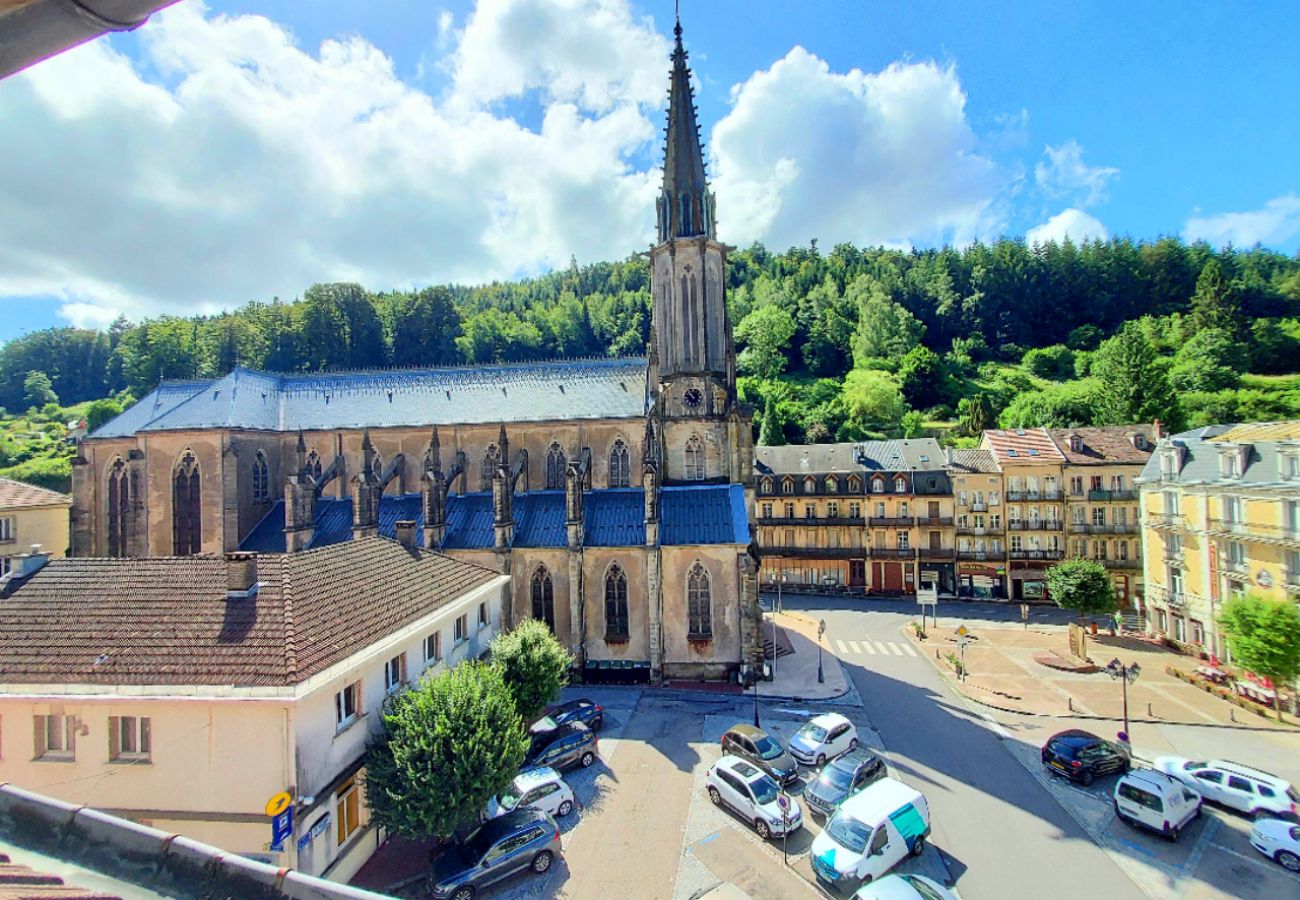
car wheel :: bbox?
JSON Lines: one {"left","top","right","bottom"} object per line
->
{"left": 860, "top": 875, "right": 873, "bottom": 887}
{"left": 1251, "top": 808, "right": 1270, "bottom": 821}
{"left": 451, "top": 887, "right": 475, "bottom": 900}
{"left": 708, "top": 787, "right": 722, "bottom": 806}
{"left": 1165, "top": 824, "right": 1179, "bottom": 842}
{"left": 816, "top": 754, "right": 826, "bottom": 768}
{"left": 1121, "top": 759, "right": 1132, "bottom": 774}
{"left": 531, "top": 851, "right": 553, "bottom": 874}
{"left": 592, "top": 716, "right": 603, "bottom": 731}
{"left": 1081, "top": 770, "right": 1095, "bottom": 787}
{"left": 848, "top": 738, "right": 858, "bottom": 751}
{"left": 580, "top": 751, "right": 595, "bottom": 768}
{"left": 910, "top": 835, "right": 926, "bottom": 857}
{"left": 557, "top": 799, "right": 573, "bottom": 817}
{"left": 1277, "top": 850, "right": 1300, "bottom": 873}
{"left": 755, "top": 819, "right": 771, "bottom": 840}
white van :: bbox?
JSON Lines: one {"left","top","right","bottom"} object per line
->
{"left": 810, "top": 777, "right": 930, "bottom": 889}
{"left": 1114, "top": 769, "right": 1202, "bottom": 840}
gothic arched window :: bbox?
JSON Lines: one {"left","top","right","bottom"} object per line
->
{"left": 684, "top": 435, "right": 704, "bottom": 481}
{"left": 107, "top": 457, "right": 129, "bottom": 558}
{"left": 172, "top": 450, "right": 201, "bottom": 556}
{"left": 252, "top": 450, "right": 270, "bottom": 502}
{"left": 481, "top": 444, "right": 499, "bottom": 492}
{"left": 306, "top": 449, "right": 322, "bottom": 482}
{"left": 531, "top": 566, "right": 555, "bottom": 633}
{"left": 604, "top": 563, "right": 629, "bottom": 638}
{"left": 609, "top": 439, "right": 630, "bottom": 488}
{"left": 546, "top": 442, "right": 566, "bottom": 490}
{"left": 687, "top": 562, "right": 712, "bottom": 639}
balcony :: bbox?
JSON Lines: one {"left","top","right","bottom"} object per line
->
{"left": 956, "top": 525, "right": 989, "bottom": 536}
{"left": 1069, "top": 523, "right": 1090, "bottom": 534}
{"left": 1008, "top": 550, "right": 1065, "bottom": 561}
{"left": 868, "top": 516, "right": 915, "bottom": 528}
{"left": 759, "top": 516, "right": 857, "bottom": 526}
{"left": 1286, "top": 568, "right": 1300, "bottom": 590}
{"left": 870, "top": 547, "right": 916, "bottom": 559}
{"left": 1043, "top": 490, "right": 1062, "bottom": 501}
{"left": 1148, "top": 584, "right": 1193, "bottom": 610}
{"left": 1206, "top": 518, "right": 1300, "bottom": 546}
{"left": 1223, "top": 559, "right": 1250, "bottom": 580}
{"left": 1009, "top": 520, "right": 1064, "bottom": 531}
{"left": 915, "top": 516, "right": 954, "bottom": 527}
{"left": 918, "top": 545, "right": 956, "bottom": 559}
{"left": 1100, "top": 558, "right": 1141, "bottom": 570}
{"left": 970, "top": 501, "right": 988, "bottom": 512}
{"left": 1147, "top": 513, "right": 1185, "bottom": 530}
{"left": 1088, "top": 489, "right": 1139, "bottom": 502}
{"left": 759, "top": 545, "right": 865, "bottom": 560}
{"left": 957, "top": 550, "right": 999, "bottom": 562}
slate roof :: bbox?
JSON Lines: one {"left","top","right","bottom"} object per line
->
{"left": 660, "top": 484, "right": 750, "bottom": 545}
{"left": 754, "top": 443, "right": 864, "bottom": 475}
{"left": 91, "top": 360, "right": 648, "bottom": 439}
{"left": 982, "top": 428, "right": 1066, "bottom": 464}
{"left": 1047, "top": 426, "right": 1155, "bottom": 465}
{"left": 0, "top": 539, "right": 501, "bottom": 687}
{"left": 1137, "top": 423, "right": 1300, "bottom": 487}
{"left": 945, "top": 449, "right": 999, "bottom": 475}
{"left": 584, "top": 489, "right": 646, "bottom": 546}
{"left": 0, "top": 478, "right": 71, "bottom": 511}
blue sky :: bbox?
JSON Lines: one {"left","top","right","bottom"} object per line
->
{"left": 1, "top": 0, "right": 1297, "bottom": 342}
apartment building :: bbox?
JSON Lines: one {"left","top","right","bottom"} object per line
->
{"left": 947, "top": 449, "right": 1007, "bottom": 599}
{"left": 1139, "top": 421, "right": 1300, "bottom": 658}
{"left": 0, "top": 477, "right": 70, "bottom": 577}
{"left": 1051, "top": 427, "right": 1154, "bottom": 606}
{"left": 980, "top": 429, "right": 1067, "bottom": 600}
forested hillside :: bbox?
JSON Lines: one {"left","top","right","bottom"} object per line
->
{"left": 2, "top": 236, "right": 1299, "bottom": 490}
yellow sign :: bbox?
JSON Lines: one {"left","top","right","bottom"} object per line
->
{"left": 265, "top": 791, "right": 293, "bottom": 818}
{"left": 956, "top": 625, "right": 968, "bottom": 637}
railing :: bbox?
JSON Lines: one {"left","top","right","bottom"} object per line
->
{"left": 1224, "top": 559, "right": 1250, "bottom": 577}
{"left": 918, "top": 546, "right": 956, "bottom": 558}
{"left": 759, "top": 546, "right": 864, "bottom": 560}
{"left": 758, "top": 516, "right": 857, "bottom": 526}
{"left": 1147, "top": 513, "right": 1185, "bottom": 529}
{"left": 1101, "top": 558, "right": 1141, "bottom": 570}
{"left": 1147, "top": 585, "right": 1188, "bottom": 609}
{"left": 1009, "top": 520, "right": 1064, "bottom": 531}
{"left": 957, "top": 550, "right": 999, "bottom": 561}
{"left": 1008, "top": 550, "right": 1065, "bottom": 561}
{"left": 870, "top": 547, "right": 916, "bottom": 559}
{"left": 1084, "top": 523, "right": 1136, "bottom": 534}
{"left": 1206, "top": 518, "right": 1300, "bottom": 544}
{"left": 970, "top": 501, "right": 988, "bottom": 512}
{"left": 956, "top": 525, "right": 989, "bottom": 536}
{"left": 1043, "top": 490, "right": 1062, "bottom": 501}
{"left": 1088, "top": 489, "right": 1139, "bottom": 501}
{"left": 868, "top": 516, "right": 915, "bottom": 528}
{"left": 1069, "top": 523, "right": 1090, "bottom": 534}
{"left": 915, "top": 516, "right": 954, "bottom": 527}
{"left": 1286, "top": 568, "right": 1300, "bottom": 590}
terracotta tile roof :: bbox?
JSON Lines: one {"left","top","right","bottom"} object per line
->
{"left": 1208, "top": 420, "right": 1300, "bottom": 443}
{"left": 1047, "top": 426, "right": 1155, "bottom": 465}
{"left": 0, "top": 853, "right": 121, "bottom": 900}
{"left": 0, "top": 478, "right": 71, "bottom": 511}
{"left": 981, "top": 428, "right": 1065, "bottom": 464}
{"left": 0, "top": 539, "right": 500, "bottom": 687}
{"left": 945, "top": 449, "right": 1000, "bottom": 475}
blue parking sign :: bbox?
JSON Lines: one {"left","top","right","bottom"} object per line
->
{"left": 271, "top": 808, "right": 293, "bottom": 850}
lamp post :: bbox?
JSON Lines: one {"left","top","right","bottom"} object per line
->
{"left": 817, "top": 619, "right": 826, "bottom": 684}
{"left": 1106, "top": 658, "right": 1142, "bottom": 741}
{"left": 751, "top": 661, "right": 770, "bottom": 728}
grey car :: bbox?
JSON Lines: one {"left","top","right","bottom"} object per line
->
{"left": 803, "top": 748, "right": 883, "bottom": 818}
{"left": 430, "top": 809, "right": 562, "bottom": 900}
{"left": 524, "top": 721, "right": 599, "bottom": 772}
{"left": 720, "top": 723, "right": 799, "bottom": 785}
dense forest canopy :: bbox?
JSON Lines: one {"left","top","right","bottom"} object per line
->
{"left": 2, "top": 236, "right": 1299, "bottom": 492}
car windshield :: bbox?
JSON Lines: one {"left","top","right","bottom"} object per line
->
{"left": 497, "top": 789, "right": 521, "bottom": 812}
{"left": 464, "top": 827, "right": 498, "bottom": 861}
{"left": 1183, "top": 760, "right": 1206, "bottom": 771}
{"left": 1288, "top": 787, "right": 1300, "bottom": 804}
{"left": 797, "top": 723, "right": 828, "bottom": 743}
{"left": 903, "top": 875, "right": 946, "bottom": 900}
{"left": 749, "top": 775, "right": 780, "bottom": 805}
{"left": 531, "top": 716, "right": 559, "bottom": 733}
{"left": 825, "top": 809, "right": 871, "bottom": 853}
{"left": 818, "top": 766, "right": 854, "bottom": 791}
{"left": 754, "top": 736, "right": 785, "bottom": 760}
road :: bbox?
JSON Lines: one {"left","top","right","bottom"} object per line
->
{"left": 789, "top": 594, "right": 1146, "bottom": 900}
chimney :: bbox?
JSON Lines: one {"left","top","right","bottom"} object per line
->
{"left": 395, "top": 519, "right": 417, "bottom": 549}
{"left": 1153, "top": 419, "right": 1163, "bottom": 440}
{"left": 225, "top": 552, "right": 259, "bottom": 600}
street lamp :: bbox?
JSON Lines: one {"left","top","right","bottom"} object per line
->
{"left": 750, "top": 661, "right": 770, "bottom": 728}
{"left": 1106, "top": 658, "right": 1142, "bottom": 740}
{"left": 817, "top": 619, "right": 826, "bottom": 684}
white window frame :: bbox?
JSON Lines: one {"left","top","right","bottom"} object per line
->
{"left": 0, "top": 516, "right": 14, "bottom": 542}
{"left": 34, "top": 713, "right": 76, "bottom": 761}
{"left": 334, "top": 682, "right": 361, "bottom": 732}
{"left": 109, "top": 715, "right": 152, "bottom": 762}
{"left": 454, "top": 613, "right": 468, "bottom": 645}
{"left": 424, "top": 631, "right": 442, "bottom": 663}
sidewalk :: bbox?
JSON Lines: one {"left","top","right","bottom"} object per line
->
{"left": 764, "top": 611, "right": 850, "bottom": 701}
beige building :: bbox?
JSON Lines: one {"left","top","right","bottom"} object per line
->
{"left": 0, "top": 477, "right": 70, "bottom": 577}
{"left": 979, "top": 429, "right": 1066, "bottom": 600}
{"left": 947, "top": 449, "right": 1007, "bottom": 599}
{"left": 0, "top": 537, "right": 506, "bottom": 882}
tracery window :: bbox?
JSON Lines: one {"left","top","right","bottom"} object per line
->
{"left": 306, "top": 449, "right": 322, "bottom": 482}
{"left": 609, "top": 439, "right": 631, "bottom": 488}
{"left": 546, "top": 442, "right": 566, "bottom": 490}
{"left": 604, "top": 563, "right": 629, "bottom": 638}
{"left": 685, "top": 435, "right": 705, "bottom": 481}
{"left": 107, "top": 457, "right": 129, "bottom": 558}
{"left": 252, "top": 450, "right": 270, "bottom": 502}
{"left": 531, "top": 566, "right": 555, "bottom": 633}
{"left": 172, "top": 450, "right": 201, "bottom": 556}
{"left": 687, "top": 562, "right": 712, "bottom": 638}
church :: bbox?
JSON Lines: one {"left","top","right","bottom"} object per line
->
{"left": 69, "top": 18, "right": 762, "bottom": 684}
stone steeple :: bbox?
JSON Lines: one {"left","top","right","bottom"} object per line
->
{"left": 351, "top": 429, "right": 381, "bottom": 540}
{"left": 656, "top": 14, "right": 715, "bottom": 243}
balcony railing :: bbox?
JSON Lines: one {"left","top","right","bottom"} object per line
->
{"left": 918, "top": 545, "right": 956, "bottom": 558}
{"left": 1043, "top": 490, "right": 1062, "bottom": 501}
{"left": 1148, "top": 585, "right": 1189, "bottom": 609}
{"left": 915, "top": 516, "right": 954, "bottom": 527}
{"left": 1009, "top": 520, "right": 1064, "bottom": 531}
{"left": 1162, "top": 547, "right": 1184, "bottom": 565}
{"left": 956, "top": 525, "right": 990, "bottom": 536}
{"left": 1206, "top": 518, "right": 1300, "bottom": 545}
{"left": 759, "top": 516, "right": 858, "bottom": 526}
{"left": 1100, "top": 558, "right": 1141, "bottom": 570}
{"left": 1069, "top": 523, "right": 1090, "bottom": 534}
{"left": 868, "top": 516, "right": 915, "bottom": 528}
{"left": 1286, "top": 568, "right": 1300, "bottom": 590}
{"left": 760, "top": 546, "right": 864, "bottom": 560}
{"left": 870, "top": 547, "right": 916, "bottom": 559}
{"left": 1008, "top": 550, "right": 1065, "bottom": 561}
{"left": 970, "top": 501, "right": 988, "bottom": 512}
{"left": 1088, "top": 489, "right": 1139, "bottom": 502}
{"left": 1147, "top": 513, "right": 1185, "bottom": 530}
{"left": 957, "top": 550, "right": 999, "bottom": 561}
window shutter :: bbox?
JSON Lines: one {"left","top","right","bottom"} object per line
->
{"left": 140, "top": 717, "right": 151, "bottom": 755}
{"left": 34, "top": 715, "right": 46, "bottom": 756}
{"left": 108, "top": 716, "right": 121, "bottom": 759}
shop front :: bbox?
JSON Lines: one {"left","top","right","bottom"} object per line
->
{"left": 957, "top": 563, "right": 1006, "bottom": 600}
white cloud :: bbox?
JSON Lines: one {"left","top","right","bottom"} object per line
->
{"left": 0, "top": 0, "right": 667, "bottom": 325}
{"left": 1026, "top": 208, "right": 1108, "bottom": 245}
{"left": 1182, "top": 194, "right": 1300, "bottom": 248}
{"left": 1034, "top": 139, "right": 1118, "bottom": 208}
{"left": 709, "top": 50, "right": 1006, "bottom": 250}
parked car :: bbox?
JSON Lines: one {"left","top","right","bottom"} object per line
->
{"left": 788, "top": 712, "right": 859, "bottom": 767}
{"left": 810, "top": 777, "right": 930, "bottom": 889}
{"left": 1041, "top": 729, "right": 1130, "bottom": 786}
{"left": 853, "top": 873, "right": 958, "bottom": 900}
{"left": 804, "top": 748, "right": 884, "bottom": 818}
{"left": 486, "top": 767, "right": 575, "bottom": 820}
{"left": 531, "top": 698, "right": 604, "bottom": 733}
{"left": 430, "top": 809, "right": 561, "bottom": 900}
{"left": 705, "top": 754, "right": 802, "bottom": 840}
{"left": 1113, "top": 769, "right": 1201, "bottom": 840}
{"left": 524, "top": 721, "right": 598, "bottom": 772}
{"left": 1250, "top": 817, "right": 1300, "bottom": 872}
{"left": 1154, "top": 757, "right": 1299, "bottom": 820}
{"left": 720, "top": 723, "right": 800, "bottom": 785}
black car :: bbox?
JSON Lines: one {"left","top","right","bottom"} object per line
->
{"left": 1042, "top": 729, "right": 1130, "bottom": 786}
{"left": 803, "top": 748, "right": 884, "bottom": 818}
{"left": 430, "top": 809, "right": 562, "bottom": 900}
{"left": 524, "top": 721, "right": 598, "bottom": 771}
{"left": 720, "top": 723, "right": 799, "bottom": 786}
{"left": 531, "top": 698, "right": 604, "bottom": 733}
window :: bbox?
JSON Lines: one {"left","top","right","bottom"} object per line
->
{"left": 782, "top": 477, "right": 795, "bottom": 495}
{"left": 1070, "top": 476, "right": 1084, "bottom": 495}
{"left": 1010, "top": 535, "right": 1023, "bottom": 552}
{"left": 847, "top": 476, "right": 862, "bottom": 493}
{"left": 478, "top": 601, "right": 489, "bottom": 628}
{"left": 335, "top": 683, "right": 361, "bottom": 730}
{"left": 1286, "top": 500, "right": 1300, "bottom": 534}
{"left": 424, "top": 631, "right": 442, "bottom": 663}
{"left": 531, "top": 567, "right": 555, "bottom": 633}
{"left": 172, "top": 449, "right": 201, "bottom": 556}
{"left": 899, "top": 501, "right": 909, "bottom": 517}
{"left": 848, "top": 502, "right": 860, "bottom": 518}
{"left": 804, "top": 504, "right": 816, "bottom": 519}
{"left": 825, "top": 476, "right": 839, "bottom": 493}
{"left": 605, "top": 563, "right": 629, "bottom": 638}
{"left": 546, "top": 442, "right": 567, "bottom": 490}
{"left": 108, "top": 716, "right": 151, "bottom": 762}
{"left": 454, "top": 613, "right": 469, "bottom": 644}
{"left": 33, "top": 714, "right": 75, "bottom": 760}
{"left": 828, "top": 502, "right": 839, "bottom": 518}
{"left": 481, "top": 444, "right": 499, "bottom": 491}
{"left": 1223, "top": 496, "right": 1242, "bottom": 523}
{"left": 306, "top": 449, "right": 323, "bottom": 482}
{"left": 897, "top": 532, "right": 910, "bottom": 550}
{"left": 609, "top": 439, "right": 631, "bottom": 488}
{"left": 252, "top": 450, "right": 270, "bottom": 502}
{"left": 760, "top": 477, "right": 774, "bottom": 494}
{"left": 0, "top": 516, "right": 13, "bottom": 543}
{"left": 1220, "top": 452, "right": 1241, "bottom": 478}
{"left": 1227, "top": 542, "right": 1246, "bottom": 565}
{"left": 761, "top": 502, "right": 773, "bottom": 518}
{"left": 803, "top": 476, "right": 817, "bottom": 494}
{"left": 1092, "top": 508, "right": 1106, "bottom": 526}
{"left": 874, "top": 501, "right": 886, "bottom": 518}
{"left": 384, "top": 655, "right": 405, "bottom": 694}
{"left": 336, "top": 777, "right": 361, "bottom": 847}
{"left": 684, "top": 436, "right": 705, "bottom": 481}
{"left": 958, "top": 491, "right": 968, "bottom": 507}
{"left": 989, "top": 490, "right": 1000, "bottom": 506}
{"left": 784, "top": 503, "right": 795, "bottom": 519}
{"left": 687, "top": 563, "right": 712, "bottom": 638}
{"left": 894, "top": 476, "right": 907, "bottom": 493}
{"left": 1164, "top": 491, "right": 1181, "bottom": 516}
{"left": 871, "top": 477, "right": 884, "bottom": 494}
{"left": 1116, "top": 508, "right": 1128, "bottom": 526}
{"left": 0, "top": 557, "right": 8, "bottom": 577}
{"left": 106, "top": 457, "right": 129, "bottom": 557}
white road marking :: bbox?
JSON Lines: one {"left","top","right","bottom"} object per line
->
{"left": 1204, "top": 838, "right": 1299, "bottom": 878}
{"left": 848, "top": 640, "right": 862, "bottom": 654}
{"left": 898, "top": 642, "right": 917, "bottom": 657}
{"left": 888, "top": 642, "right": 905, "bottom": 656}
{"left": 978, "top": 712, "right": 1011, "bottom": 739}
{"left": 875, "top": 642, "right": 890, "bottom": 654}
{"left": 836, "top": 640, "right": 849, "bottom": 654}
{"left": 861, "top": 641, "right": 876, "bottom": 654}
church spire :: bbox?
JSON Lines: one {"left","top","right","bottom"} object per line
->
{"left": 657, "top": 12, "right": 714, "bottom": 243}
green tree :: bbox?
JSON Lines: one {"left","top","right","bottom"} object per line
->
{"left": 1022, "top": 345, "right": 1076, "bottom": 380}
{"left": 363, "top": 661, "right": 528, "bottom": 839}
{"left": 1045, "top": 558, "right": 1117, "bottom": 623}
{"left": 897, "top": 346, "right": 947, "bottom": 410}
{"left": 23, "top": 370, "right": 58, "bottom": 408}
{"left": 958, "top": 393, "right": 994, "bottom": 436}
{"left": 1092, "top": 322, "right": 1181, "bottom": 428}
{"left": 490, "top": 618, "right": 573, "bottom": 720}
{"left": 1190, "top": 258, "right": 1244, "bottom": 336}
{"left": 84, "top": 398, "right": 124, "bottom": 433}
{"left": 392, "top": 286, "right": 463, "bottom": 366}
{"left": 758, "top": 395, "right": 785, "bottom": 446}
{"left": 900, "top": 409, "right": 926, "bottom": 438}
{"left": 736, "top": 305, "right": 797, "bottom": 379}
{"left": 849, "top": 275, "right": 924, "bottom": 364}
{"left": 998, "top": 381, "right": 1101, "bottom": 429}
{"left": 1169, "top": 328, "right": 1245, "bottom": 393}
{"left": 841, "top": 369, "right": 906, "bottom": 435}
{"left": 1218, "top": 593, "right": 1300, "bottom": 720}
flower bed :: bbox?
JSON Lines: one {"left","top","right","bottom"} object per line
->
{"left": 1165, "top": 664, "right": 1293, "bottom": 722}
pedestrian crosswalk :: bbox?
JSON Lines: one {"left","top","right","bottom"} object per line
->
{"left": 834, "top": 638, "right": 916, "bottom": 658}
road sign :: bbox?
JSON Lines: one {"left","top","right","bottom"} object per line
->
{"left": 265, "top": 791, "right": 293, "bottom": 818}
{"left": 777, "top": 794, "right": 790, "bottom": 812}
{"left": 956, "top": 625, "right": 968, "bottom": 637}
{"left": 270, "top": 807, "right": 293, "bottom": 851}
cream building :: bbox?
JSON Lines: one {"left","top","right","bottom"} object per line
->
{"left": 0, "top": 536, "right": 506, "bottom": 883}
{"left": 979, "top": 429, "right": 1067, "bottom": 600}
{"left": 0, "top": 477, "right": 70, "bottom": 577}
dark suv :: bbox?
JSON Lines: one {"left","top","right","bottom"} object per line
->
{"left": 1042, "top": 729, "right": 1130, "bottom": 786}
{"left": 430, "top": 809, "right": 561, "bottom": 900}
{"left": 803, "top": 748, "right": 883, "bottom": 817}
{"left": 525, "top": 721, "right": 598, "bottom": 771}
{"left": 721, "top": 724, "right": 799, "bottom": 785}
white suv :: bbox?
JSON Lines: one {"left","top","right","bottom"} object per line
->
{"left": 1155, "top": 757, "right": 1299, "bottom": 820}
{"left": 486, "top": 767, "right": 576, "bottom": 820}
{"left": 706, "top": 754, "right": 803, "bottom": 840}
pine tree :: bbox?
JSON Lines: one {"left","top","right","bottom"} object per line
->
{"left": 759, "top": 396, "right": 784, "bottom": 446}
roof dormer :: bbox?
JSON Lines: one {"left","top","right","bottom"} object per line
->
{"left": 1217, "top": 443, "right": 1250, "bottom": 480}
{"left": 1068, "top": 433, "right": 1083, "bottom": 453}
